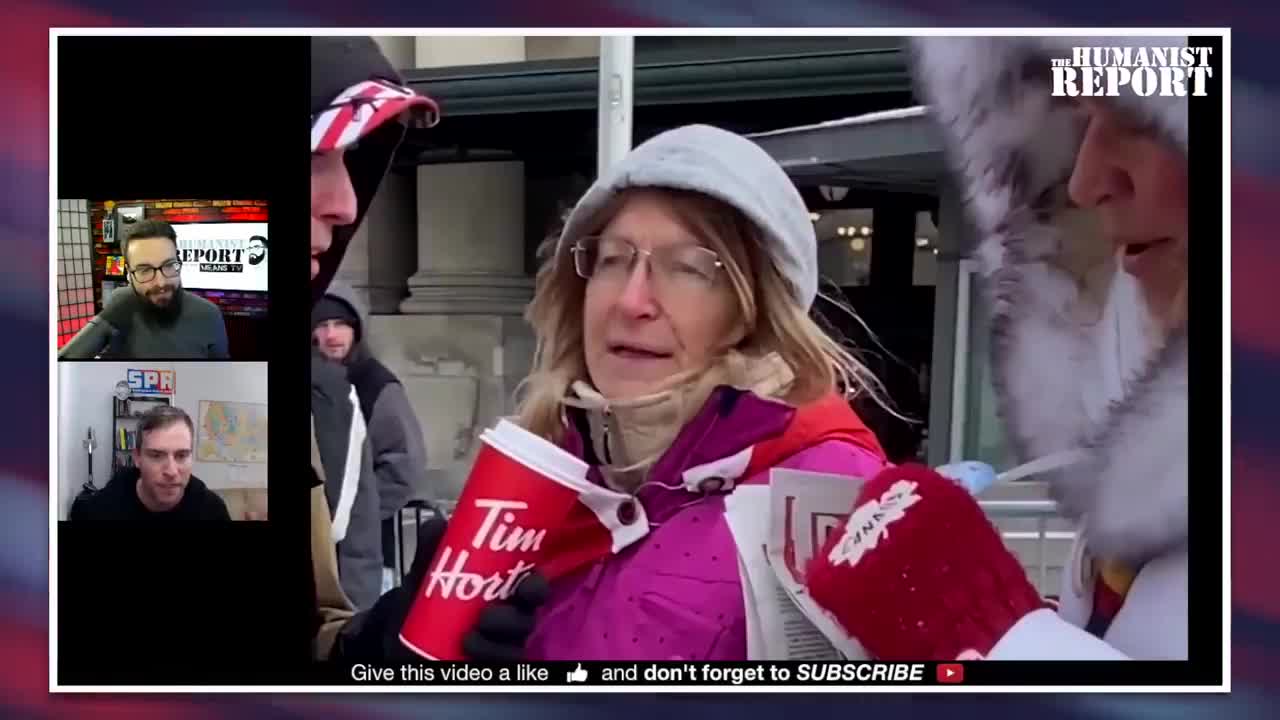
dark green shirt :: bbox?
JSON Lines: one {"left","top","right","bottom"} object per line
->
{"left": 103, "top": 287, "right": 230, "bottom": 359}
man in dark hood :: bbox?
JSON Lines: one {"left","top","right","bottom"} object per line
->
{"left": 314, "top": 280, "right": 430, "bottom": 604}
{"left": 309, "top": 37, "right": 545, "bottom": 666}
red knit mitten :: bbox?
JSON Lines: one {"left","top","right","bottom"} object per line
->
{"left": 806, "top": 464, "right": 1046, "bottom": 661}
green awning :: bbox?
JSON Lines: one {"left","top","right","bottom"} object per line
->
{"left": 748, "top": 106, "right": 945, "bottom": 194}
{"left": 403, "top": 48, "right": 911, "bottom": 116}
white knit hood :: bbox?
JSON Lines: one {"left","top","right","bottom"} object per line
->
{"left": 911, "top": 37, "right": 1190, "bottom": 565}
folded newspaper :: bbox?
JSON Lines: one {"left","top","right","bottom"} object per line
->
{"left": 723, "top": 453, "right": 1083, "bottom": 660}
{"left": 724, "top": 468, "right": 870, "bottom": 661}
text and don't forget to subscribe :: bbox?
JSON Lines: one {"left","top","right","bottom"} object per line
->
{"left": 350, "top": 661, "right": 934, "bottom": 686}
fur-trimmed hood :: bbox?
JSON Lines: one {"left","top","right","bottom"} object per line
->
{"left": 910, "top": 37, "right": 1189, "bottom": 566}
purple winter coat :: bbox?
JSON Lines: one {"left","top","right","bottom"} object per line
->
{"left": 524, "top": 388, "right": 887, "bottom": 661}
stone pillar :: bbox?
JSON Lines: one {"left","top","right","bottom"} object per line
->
{"left": 367, "top": 38, "right": 536, "bottom": 506}
{"left": 402, "top": 161, "right": 532, "bottom": 314}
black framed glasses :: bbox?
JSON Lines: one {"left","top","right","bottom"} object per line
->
{"left": 571, "top": 235, "right": 725, "bottom": 297}
{"left": 129, "top": 259, "right": 182, "bottom": 283}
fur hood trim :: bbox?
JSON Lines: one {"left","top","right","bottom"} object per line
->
{"left": 910, "top": 37, "right": 1189, "bottom": 565}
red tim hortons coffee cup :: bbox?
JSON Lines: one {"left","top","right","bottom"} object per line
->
{"left": 398, "top": 419, "right": 648, "bottom": 660}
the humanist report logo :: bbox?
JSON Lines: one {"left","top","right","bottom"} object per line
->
{"left": 179, "top": 234, "right": 268, "bottom": 273}
{"left": 1051, "top": 46, "right": 1214, "bottom": 97}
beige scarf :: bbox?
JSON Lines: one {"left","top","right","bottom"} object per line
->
{"left": 562, "top": 351, "right": 796, "bottom": 493}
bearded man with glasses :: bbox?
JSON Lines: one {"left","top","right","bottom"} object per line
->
{"left": 100, "top": 218, "right": 229, "bottom": 359}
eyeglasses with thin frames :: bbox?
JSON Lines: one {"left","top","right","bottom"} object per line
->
{"left": 571, "top": 235, "right": 725, "bottom": 298}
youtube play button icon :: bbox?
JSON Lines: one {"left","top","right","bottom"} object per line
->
{"left": 936, "top": 663, "right": 965, "bottom": 684}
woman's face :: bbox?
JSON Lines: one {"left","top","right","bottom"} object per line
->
{"left": 581, "top": 191, "right": 743, "bottom": 400}
{"left": 1067, "top": 99, "right": 1188, "bottom": 328}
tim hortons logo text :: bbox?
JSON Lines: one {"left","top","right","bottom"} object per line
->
{"left": 827, "top": 480, "right": 922, "bottom": 568}
{"left": 424, "top": 499, "right": 545, "bottom": 602}
{"left": 1051, "top": 46, "right": 1214, "bottom": 97}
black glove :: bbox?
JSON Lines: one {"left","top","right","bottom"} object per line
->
{"left": 461, "top": 568, "right": 549, "bottom": 662}
{"left": 331, "top": 515, "right": 549, "bottom": 665}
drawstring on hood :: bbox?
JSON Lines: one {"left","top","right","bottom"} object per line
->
{"left": 910, "top": 37, "right": 1190, "bottom": 566}
{"left": 562, "top": 351, "right": 796, "bottom": 493}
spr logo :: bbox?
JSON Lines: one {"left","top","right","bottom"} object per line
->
{"left": 1050, "top": 45, "right": 1214, "bottom": 97}
{"left": 127, "top": 368, "right": 175, "bottom": 395}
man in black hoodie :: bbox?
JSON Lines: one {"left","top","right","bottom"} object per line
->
{"left": 309, "top": 37, "right": 545, "bottom": 666}
{"left": 70, "top": 405, "right": 231, "bottom": 523}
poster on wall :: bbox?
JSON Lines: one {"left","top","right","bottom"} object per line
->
{"left": 196, "top": 400, "right": 268, "bottom": 464}
{"left": 173, "top": 222, "right": 269, "bottom": 292}
{"left": 118, "top": 205, "right": 145, "bottom": 227}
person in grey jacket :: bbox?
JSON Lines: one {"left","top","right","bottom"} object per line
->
{"left": 313, "top": 282, "right": 429, "bottom": 588}
{"left": 311, "top": 348, "right": 383, "bottom": 612}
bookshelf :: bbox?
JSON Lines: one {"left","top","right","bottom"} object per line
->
{"left": 112, "top": 394, "right": 173, "bottom": 476}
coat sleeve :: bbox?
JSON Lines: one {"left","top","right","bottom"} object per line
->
{"left": 339, "top": 426, "right": 387, "bottom": 612}
{"left": 312, "top": 415, "right": 355, "bottom": 661}
{"left": 313, "top": 482, "right": 356, "bottom": 659}
{"left": 985, "top": 609, "right": 1129, "bottom": 660}
{"left": 311, "top": 352, "right": 357, "bottom": 520}
{"left": 206, "top": 490, "right": 233, "bottom": 521}
{"left": 68, "top": 492, "right": 90, "bottom": 522}
{"left": 367, "top": 383, "right": 428, "bottom": 519}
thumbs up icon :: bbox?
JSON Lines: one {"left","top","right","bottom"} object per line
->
{"left": 567, "top": 663, "right": 589, "bottom": 683}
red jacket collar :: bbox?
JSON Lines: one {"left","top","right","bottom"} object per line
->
{"left": 743, "top": 392, "right": 886, "bottom": 478}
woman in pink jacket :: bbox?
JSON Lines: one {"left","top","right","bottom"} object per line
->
{"left": 514, "top": 124, "right": 890, "bottom": 661}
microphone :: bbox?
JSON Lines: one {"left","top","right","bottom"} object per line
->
{"left": 58, "top": 316, "right": 119, "bottom": 360}
{"left": 58, "top": 290, "right": 136, "bottom": 360}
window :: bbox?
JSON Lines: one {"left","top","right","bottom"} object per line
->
{"left": 815, "top": 208, "right": 873, "bottom": 287}
{"left": 56, "top": 200, "right": 96, "bottom": 348}
{"left": 912, "top": 210, "right": 939, "bottom": 286}
{"left": 960, "top": 261, "right": 1014, "bottom": 468}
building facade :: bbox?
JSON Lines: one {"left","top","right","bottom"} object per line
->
{"left": 333, "top": 34, "right": 1067, "bottom": 594}
{"left": 335, "top": 34, "right": 1020, "bottom": 478}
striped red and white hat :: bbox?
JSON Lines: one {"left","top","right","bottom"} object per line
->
{"left": 310, "top": 78, "right": 440, "bottom": 154}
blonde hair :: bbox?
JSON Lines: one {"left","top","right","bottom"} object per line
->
{"left": 516, "top": 187, "right": 892, "bottom": 442}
